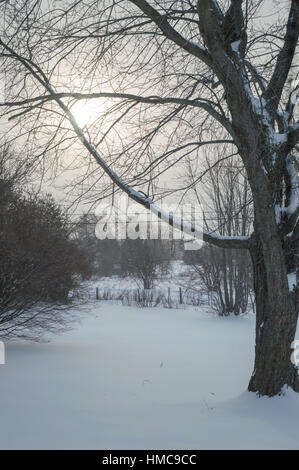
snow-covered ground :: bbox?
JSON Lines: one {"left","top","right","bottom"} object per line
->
{"left": 0, "top": 300, "right": 299, "bottom": 449}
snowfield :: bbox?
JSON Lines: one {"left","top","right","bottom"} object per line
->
{"left": 0, "top": 301, "right": 299, "bottom": 450}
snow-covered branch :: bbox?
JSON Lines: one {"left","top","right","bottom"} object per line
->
{"left": 0, "top": 92, "right": 233, "bottom": 134}
{"left": 0, "top": 39, "right": 249, "bottom": 251}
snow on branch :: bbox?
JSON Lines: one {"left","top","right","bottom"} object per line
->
{"left": 0, "top": 39, "right": 249, "bottom": 252}
{"left": 278, "top": 154, "right": 299, "bottom": 236}
{"left": 0, "top": 91, "right": 233, "bottom": 134}
{"left": 284, "top": 155, "right": 299, "bottom": 218}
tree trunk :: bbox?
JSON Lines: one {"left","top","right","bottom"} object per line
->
{"left": 143, "top": 278, "right": 152, "bottom": 290}
{"left": 248, "top": 231, "right": 299, "bottom": 396}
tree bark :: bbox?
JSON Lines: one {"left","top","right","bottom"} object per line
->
{"left": 248, "top": 229, "right": 299, "bottom": 396}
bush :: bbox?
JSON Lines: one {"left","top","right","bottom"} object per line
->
{"left": 120, "top": 238, "right": 171, "bottom": 289}
{"left": 0, "top": 150, "right": 87, "bottom": 338}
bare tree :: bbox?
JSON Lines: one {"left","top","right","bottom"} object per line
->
{"left": 185, "top": 244, "right": 253, "bottom": 314}
{"left": 0, "top": 0, "right": 299, "bottom": 396}
{"left": 184, "top": 151, "right": 253, "bottom": 315}
{"left": 121, "top": 238, "right": 171, "bottom": 289}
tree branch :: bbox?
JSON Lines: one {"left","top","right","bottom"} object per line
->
{"left": 285, "top": 81, "right": 299, "bottom": 121}
{"left": 202, "top": 231, "right": 250, "bottom": 249}
{"left": 0, "top": 38, "right": 248, "bottom": 251}
{"left": 0, "top": 91, "right": 233, "bottom": 135}
{"left": 264, "top": 0, "right": 299, "bottom": 115}
{"left": 287, "top": 121, "right": 299, "bottom": 150}
{"left": 244, "top": 60, "right": 267, "bottom": 94}
{"left": 128, "top": 0, "right": 213, "bottom": 67}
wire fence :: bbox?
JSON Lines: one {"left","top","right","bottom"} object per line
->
{"left": 89, "top": 285, "right": 207, "bottom": 309}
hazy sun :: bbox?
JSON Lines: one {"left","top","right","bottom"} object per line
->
{"left": 71, "top": 99, "right": 101, "bottom": 127}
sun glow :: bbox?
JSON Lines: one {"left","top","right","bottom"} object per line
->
{"left": 71, "top": 99, "right": 102, "bottom": 127}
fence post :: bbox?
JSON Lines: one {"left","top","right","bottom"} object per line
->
{"left": 96, "top": 287, "right": 99, "bottom": 300}
{"left": 179, "top": 287, "right": 183, "bottom": 305}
